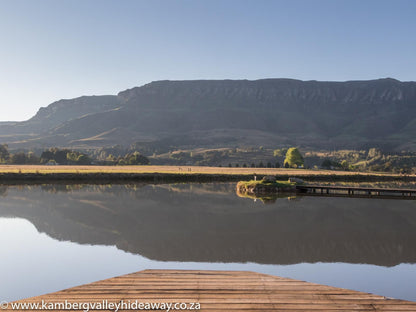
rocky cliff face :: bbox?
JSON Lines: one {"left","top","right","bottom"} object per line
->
{"left": 1, "top": 78, "right": 416, "bottom": 150}
{"left": 119, "top": 78, "right": 416, "bottom": 112}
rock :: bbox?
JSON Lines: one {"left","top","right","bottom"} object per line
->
{"left": 262, "top": 175, "right": 276, "bottom": 182}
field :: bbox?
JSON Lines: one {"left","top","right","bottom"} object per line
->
{"left": 0, "top": 164, "right": 405, "bottom": 176}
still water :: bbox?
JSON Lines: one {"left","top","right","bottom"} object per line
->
{"left": 1, "top": 183, "right": 416, "bottom": 301}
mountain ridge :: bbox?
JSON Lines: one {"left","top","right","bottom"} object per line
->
{"left": 1, "top": 78, "right": 416, "bottom": 151}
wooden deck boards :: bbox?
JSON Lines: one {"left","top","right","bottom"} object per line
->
{"left": 5, "top": 269, "right": 416, "bottom": 311}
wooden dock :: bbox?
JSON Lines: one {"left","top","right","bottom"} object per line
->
{"left": 5, "top": 269, "right": 416, "bottom": 311}
{"left": 297, "top": 185, "right": 416, "bottom": 197}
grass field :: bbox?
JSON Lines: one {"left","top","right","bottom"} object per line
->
{"left": 0, "top": 164, "right": 404, "bottom": 176}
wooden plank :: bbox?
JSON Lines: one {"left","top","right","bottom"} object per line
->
{"left": 4, "top": 270, "right": 416, "bottom": 311}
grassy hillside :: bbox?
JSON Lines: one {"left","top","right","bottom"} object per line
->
{"left": 2, "top": 78, "right": 416, "bottom": 151}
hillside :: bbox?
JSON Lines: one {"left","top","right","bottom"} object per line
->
{"left": 0, "top": 95, "right": 121, "bottom": 144}
{"left": 1, "top": 78, "right": 416, "bottom": 151}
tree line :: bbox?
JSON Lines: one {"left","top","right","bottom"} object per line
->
{"left": 0, "top": 145, "right": 149, "bottom": 166}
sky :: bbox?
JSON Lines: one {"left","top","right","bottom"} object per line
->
{"left": 0, "top": 0, "right": 415, "bottom": 121}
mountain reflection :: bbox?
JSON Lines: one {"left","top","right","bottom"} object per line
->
{"left": 0, "top": 183, "right": 415, "bottom": 267}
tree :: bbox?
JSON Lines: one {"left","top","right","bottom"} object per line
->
{"left": 0, "top": 144, "right": 9, "bottom": 163}
{"left": 40, "top": 150, "right": 54, "bottom": 164}
{"left": 41, "top": 148, "right": 71, "bottom": 164}
{"left": 122, "top": 152, "right": 149, "bottom": 165}
{"left": 66, "top": 151, "right": 91, "bottom": 165}
{"left": 10, "top": 152, "right": 27, "bottom": 164}
{"left": 51, "top": 148, "right": 69, "bottom": 164}
{"left": 321, "top": 159, "right": 333, "bottom": 169}
{"left": 66, "top": 151, "right": 79, "bottom": 163}
{"left": 273, "top": 148, "right": 287, "bottom": 157}
{"left": 27, "top": 151, "right": 39, "bottom": 164}
{"left": 340, "top": 160, "right": 350, "bottom": 171}
{"left": 284, "top": 148, "right": 304, "bottom": 168}
{"left": 106, "top": 154, "right": 116, "bottom": 164}
{"left": 368, "top": 148, "right": 381, "bottom": 159}
{"left": 76, "top": 154, "right": 91, "bottom": 165}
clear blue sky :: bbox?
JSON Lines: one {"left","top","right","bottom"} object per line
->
{"left": 0, "top": 0, "right": 415, "bottom": 121}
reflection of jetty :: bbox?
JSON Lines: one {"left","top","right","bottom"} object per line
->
{"left": 6, "top": 270, "right": 416, "bottom": 311}
{"left": 297, "top": 185, "right": 416, "bottom": 198}
{"left": 4, "top": 184, "right": 416, "bottom": 266}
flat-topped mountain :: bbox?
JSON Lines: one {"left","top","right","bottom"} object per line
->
{"left": 1, "top": 78, "right": 416, "bottom": 151}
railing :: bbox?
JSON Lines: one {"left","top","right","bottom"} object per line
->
{"left": 296, "top": 185, "right": 416, "bottom": 197}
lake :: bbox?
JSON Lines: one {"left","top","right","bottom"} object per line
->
{"left": 1, "top": 183, "right": 416, "bottom": 302}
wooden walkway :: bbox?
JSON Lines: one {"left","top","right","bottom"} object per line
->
{"left": 5, "top": 270, "right": 416, "bottom": 311}
{"left": 297, "top": 185, "right": 416, "bottom": 197}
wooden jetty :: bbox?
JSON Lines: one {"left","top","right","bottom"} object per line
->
{"left": 5, "top": 269, "right": 416, "bottom": 311}
{"left": 297, "top": 185, "right": 416, "bottom": 197}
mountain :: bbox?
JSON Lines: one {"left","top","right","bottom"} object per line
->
{"left": 1, "top": 78, "right": 416, "bottom": 151}
{"left": 0, "top": 95, "right": 121, "bottom": 145}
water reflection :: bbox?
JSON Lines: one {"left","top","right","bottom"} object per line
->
{"left": 0, "top": 183, "right": 416, "bottom": 267}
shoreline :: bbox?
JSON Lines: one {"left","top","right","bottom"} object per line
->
{"left": 0, "top": 170, "right": 416, "bottom": 185}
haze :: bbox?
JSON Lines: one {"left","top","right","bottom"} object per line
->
{"left": 0, "top": 0, "right": 415, "bottom": 121}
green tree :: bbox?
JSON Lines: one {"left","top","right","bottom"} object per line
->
{"left": 66, "top": 151, "right": 79, "bottom": 163}
{"left": 27, "top": 151, "right": 39, "bottom": 164}
{"left": 368, "top": 148, "right": 381, "bottom": 159}
{"left": 283, "top": 148, "right": 304, "bottom": 168}
{"left": 340, "top": 160, "right": 350, "bottom": 171}
{"left": 41, "top": 148, "right": 71, "bottom": 164}
{"left": 40, "top": 150, "right": 54, "bottom": 164}
{"left": 10, "top": 152, "right": 27, "bottom": 164}
{"left": 76, "top": 154, "right": 91, "bottom": 165}
{"left": 52, "top": 148, "right": 69, "bottom": 164}
{"left": 123, "top": 151, "right": 149, "bottom": 165}
{"left": 273, "top": 148, "right": 287, "bottom": 157}
{"left": 106, "top": 154, "right": 116, "bottom": 163}
{"left": 0, "top": 144, "right": 9, "bottom": 163}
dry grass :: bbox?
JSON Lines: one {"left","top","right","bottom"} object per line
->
{"left": 0, "top": 164, "right": 401, "bottom": 176}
